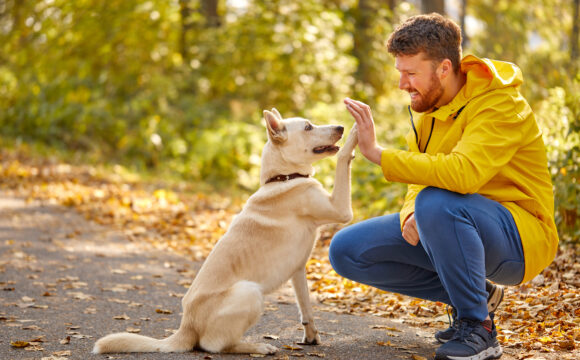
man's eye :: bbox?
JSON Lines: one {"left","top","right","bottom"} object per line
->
{"left": 305, "top": 123, "right": 313, "bottom": 131}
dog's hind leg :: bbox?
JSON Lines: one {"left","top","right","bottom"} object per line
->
{"left": 198, "top": 281, "right": 277, "bottom": 355}
{"left": 292, "top": 267, "right": 321, "bottom": 345}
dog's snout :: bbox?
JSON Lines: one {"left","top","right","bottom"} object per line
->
{"left": 336, "top": 126, "right": 344, "bottom": 135}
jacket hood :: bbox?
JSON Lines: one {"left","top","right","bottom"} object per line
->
{"left": 425, "top": 55, "right": 523, "bottom": 121}
{"left": 460, "top": 54, "right": 523, "bottom": 100}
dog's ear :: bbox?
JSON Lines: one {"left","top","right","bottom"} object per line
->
{"left": 264, "top": 110, "right": 287, "bottom": 144}
{"left": 271, "top": 108, "right": 283, "bottom": 120}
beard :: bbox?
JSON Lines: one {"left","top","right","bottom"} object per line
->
{"left": 409, "top": 73, "right": 444, "bottom": 113}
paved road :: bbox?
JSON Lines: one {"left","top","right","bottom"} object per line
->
{"left": 0, "top": 193, "right": 443, "bottom": 360}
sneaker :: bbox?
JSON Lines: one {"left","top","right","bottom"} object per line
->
{"left": 435, "top": 306, "right": 458, "bottom": 343}
{"left": 435, "top": 280, "right": 504, "bottom": 344}
{"left": 434, "top": 316, "right": 502, "bottom": 360}
{"left": 485, "top": 280, "right": 504, "bottom": 313}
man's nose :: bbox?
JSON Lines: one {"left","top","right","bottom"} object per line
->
{"left": 399, "top": 75, "right": 408, "bottom": 90}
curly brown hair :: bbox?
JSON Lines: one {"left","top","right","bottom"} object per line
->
{"left": 387, "top": 13, "right": 462, "bottom": 73}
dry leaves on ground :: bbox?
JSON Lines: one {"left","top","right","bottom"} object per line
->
{"left": 1, "top": 155, "right": 579, "bottom": 357}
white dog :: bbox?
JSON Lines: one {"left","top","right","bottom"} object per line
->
{"left": 93, "top": 109, "right": 358, "bottom": 355}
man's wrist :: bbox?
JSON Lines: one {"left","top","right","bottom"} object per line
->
{"left": 370, "top": 146, "right": 383, "bottom": 165}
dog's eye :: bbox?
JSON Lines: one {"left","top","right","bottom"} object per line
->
{"left": 304, "top": 123, "right": 313, "bottom": 131}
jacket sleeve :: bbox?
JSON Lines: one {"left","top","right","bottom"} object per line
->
{"left": 399, "top": 184, "right": 425, "bottom": 231}
{"left": 381, "top": 93, "right": 527, "bottom": 194}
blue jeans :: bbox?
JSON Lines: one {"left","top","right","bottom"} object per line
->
{"left": 329, "top": 187, "right": 525, "bottom": 321}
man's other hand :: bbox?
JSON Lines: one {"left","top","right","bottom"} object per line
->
{"left": 402, "top": 213, "right": 420, "bottom": 246}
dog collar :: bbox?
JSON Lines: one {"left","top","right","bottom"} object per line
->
{"left": 265, "top": 173, "right": 310, "bottom": 184}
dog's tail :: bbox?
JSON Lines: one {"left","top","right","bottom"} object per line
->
{"left": 93, "top": 326, "right": 197, "bottom": 354}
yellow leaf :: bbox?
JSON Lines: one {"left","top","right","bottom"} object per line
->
{"left": 538, "top": 336, "right": 553, "bottom": 343}
{"left": 376, "top": 340, "right": 393, "bottom": 347}
{"left": 411, "top": 355, "right": 428, "bottom": 360}
{"left": 10, "top": 341, "right": 30, "bottom": 348}
{"left": 282, "top": 344, "right": 303, "bottom": 350}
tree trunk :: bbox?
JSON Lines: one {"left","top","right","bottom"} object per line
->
{"left": 353, "top": 0, "right": 374, "bottom": 91}
{"left": 572, "top": 0, "right": 579, "bottom": 66}
{"left": 460, "top": 0, "right": 468, "bottom": 48}
{"left": 385, "top": 0, "right": 397, "bottom": 22}
{"left": 421, "top": 0, "right": 445, "bottom": 15}
{"left": 201, "top": 0, "right": 220, "bottom": 28}
{"left": 179, "top": 0, "right": 192, "bottom": 60}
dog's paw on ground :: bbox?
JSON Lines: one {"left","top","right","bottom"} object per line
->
{"left": 253, "top": 342, "right": 278, "bottom": 354}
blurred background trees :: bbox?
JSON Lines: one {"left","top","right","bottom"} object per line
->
{"left": 0, "top": 0, "right": 578, "bottom": 242}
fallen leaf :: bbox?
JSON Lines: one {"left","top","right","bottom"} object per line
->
{"left": 306, "top": 352, "right": 325, "bottom": 357}
{"left": 263, "top": 334, "right": 280, "bottom": 340}
{"left": 113, "top": 314, "right": 130, "bottom": 320}
{"left": 67, "top": 292, "right": 94, "bottom": 300}
{"left": 155, "top": 308, "right": 173, "bottom": 314}
{"left": 22, "top": 325, "right": 42, "bottom": 330}
{"left": 376, "top": 341, "right": 393, "bottom": 347}
{"left": 282, "top": 345, "right": 303, "bottom": 350}
{"left": 411, "top": 355, "right": 428, "bottom": 360}
{"left": 10, "top": 340, "right": 30, "bottom": 348}
{"left": 53, "top": 350, "right": 72, "bottom": 356}
{"left": 371, "top": 325, "right": 402, "bottom": 331}
{"left": 24, "top": 344, "right": 44, "bottom": 351}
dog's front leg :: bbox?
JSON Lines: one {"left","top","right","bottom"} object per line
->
{"left": 291, "top": 267, "right": 321, "bottom": 345}
{"left": 329, "top": 124, "right": 359, "bottom": 222}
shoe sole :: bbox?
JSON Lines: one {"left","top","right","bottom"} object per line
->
{"left": 487, "top": 285, "right": 504, "bottom": 313}
{"left": 439, "top": 344, "right": 503, "bottom": 360}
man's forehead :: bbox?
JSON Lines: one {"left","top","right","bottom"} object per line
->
{"left": 395, "top": 52, "right": 431, "bottom": 71}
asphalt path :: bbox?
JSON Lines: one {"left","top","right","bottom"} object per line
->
{"left": 0, "top": 193, "right": 442, "bottom": 360}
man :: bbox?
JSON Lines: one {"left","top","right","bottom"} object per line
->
{"left": 329, "top": 13, "right": 558, "bottom": 360}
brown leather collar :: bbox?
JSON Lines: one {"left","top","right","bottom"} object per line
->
{"left": 265, "top": 173, "right": 310, "bottom": 184}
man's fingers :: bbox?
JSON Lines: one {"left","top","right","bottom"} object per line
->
{"left": 402, "top": 214, "right": 420, "bottom": 246}
{"left": 346, "top": 104, "right": 363, "bottom": 123}
{"left": 345, "top": 98, "right": 371, "bottom": 113}
{"left": 345, "top": 98, "right": 373, "bottom": 125}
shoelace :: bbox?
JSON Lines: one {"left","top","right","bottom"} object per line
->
{"left": 445, "top": 305, "right": 458, "bottom": 329}
{"left": 453, "top": 318, "right": 480, "bottom": 342}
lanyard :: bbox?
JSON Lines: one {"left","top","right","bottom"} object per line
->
{"left": 408, "top": 105, "right": 466, "bottom": 153}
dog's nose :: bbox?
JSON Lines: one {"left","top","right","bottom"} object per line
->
{"left": 336, "top": 126, "right": 344, "bottom": 135}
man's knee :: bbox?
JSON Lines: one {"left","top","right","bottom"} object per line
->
{"left": 329, "top": 228, "right": 355, "bottom": 278}
{"left": 415, "top": 187, "right": 461, "bottom": 236}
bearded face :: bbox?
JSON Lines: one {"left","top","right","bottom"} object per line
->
{"left": 395, "top": 54, "right": 446, "bottom": 113}
{"left": 410, "top": 71, "right": 444, "bottom": 112}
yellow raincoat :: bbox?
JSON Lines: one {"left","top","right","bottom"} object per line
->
{"left": 381, "top": 55, "right": 558, "bottom": 283}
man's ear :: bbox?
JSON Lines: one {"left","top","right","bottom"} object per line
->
{"left": 438, "top": 59, "right": 453, "bottom": 79}
{"left": 264, "top": 110, "right": 287, "bottom": 144}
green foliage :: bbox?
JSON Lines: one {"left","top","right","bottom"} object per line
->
{"left": 0, "top": 0, "right": 578, "bottom": 240}
{"left": 536, "top": 82, "right": 580, "bottom": 242}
